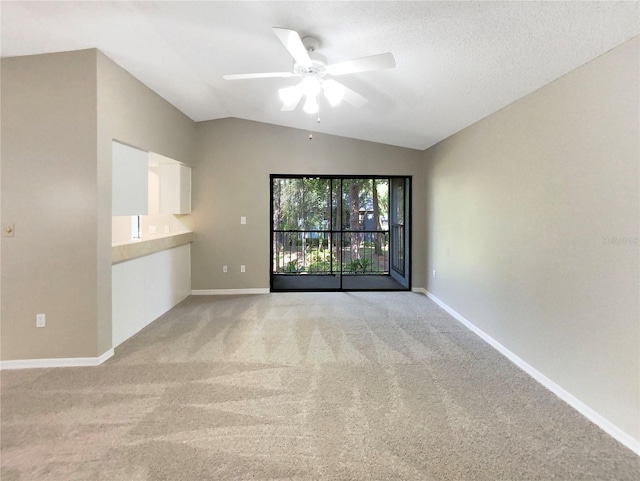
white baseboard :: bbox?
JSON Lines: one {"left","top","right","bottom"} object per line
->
{"left": 0, "top": 349, "right": 114, "bottom": 370}
{"left": 412, "top": 287, "right": 428, "bottom": 295}
{"left": 425, "top": 290, "right": 640, "bottom": 456}
{"left": 191, "top": 288, "right": 270, "bottom": 296}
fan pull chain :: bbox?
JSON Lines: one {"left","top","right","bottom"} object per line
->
{"left": 309, "top": 110, "right": 321, "bottom": 140}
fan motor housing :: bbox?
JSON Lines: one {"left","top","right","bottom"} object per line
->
{"left": 294, "top": 59, "right": 327, "bottom": 77}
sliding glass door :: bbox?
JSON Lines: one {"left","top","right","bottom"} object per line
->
{"left": 389, "top": 177, "right": 410, "bottom": 287}
{"left": 271, "top": 175, "right": 410, "bottom": 291}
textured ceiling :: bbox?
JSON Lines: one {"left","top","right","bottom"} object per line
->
{"left": 2, "top": 1, "right": 639, "bottom": 150}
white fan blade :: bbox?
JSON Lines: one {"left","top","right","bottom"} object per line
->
{"left": 326, "top": 52, "right": 396, "bottom": 76}
{"left": 336, "top": 81, "right": 368, "bottom": 108}
{"left": 322, "top": 79, "right": 345, "bottom": 106}
{"left": 223, "top": 72, "right": 296, "bottom": 80}
{"left": 273, "top": 27, "right": 312, "bottom": 68}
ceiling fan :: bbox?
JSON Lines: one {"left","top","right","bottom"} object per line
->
{"left": 223, "top": 27, "right": 396, "bottom": 114}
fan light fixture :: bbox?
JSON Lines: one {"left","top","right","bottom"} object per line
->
{"left": 300, "top": 76, "right": 321, "bottom": 97}
{"left": 278, "top": 86, "right": 300, "bottom": 104}
{"left": 223, "top": 27, "right": 396, "bottom": 114}
{"left": 322, "top": 80, "right": 347, "bottom": 107}
{"left": 278, "top": 77, "right": 343, "bottom": 115}
{"left": 303, "top": 95, "right": 320, "bottom": 114}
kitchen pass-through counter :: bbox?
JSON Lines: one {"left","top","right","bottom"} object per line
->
{"left": 112, "top": 231, "right": 194, "bottom": 264}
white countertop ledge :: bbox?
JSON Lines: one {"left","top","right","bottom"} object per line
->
{"left": 112, "top": 232, "right": 194, "bottom": 264}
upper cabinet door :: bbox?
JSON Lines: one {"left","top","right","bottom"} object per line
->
{"left": 112, "top": 141, "right": 149, "bottom": 216}
{"left": 159, "top": 163, "right": 191, "bottom": 214}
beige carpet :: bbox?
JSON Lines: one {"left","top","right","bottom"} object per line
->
{"left": 1, "top": 292, "right": 637, "bottom": 480}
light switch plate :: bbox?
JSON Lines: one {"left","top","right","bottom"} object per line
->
{"left": 240, "top": 216, "right": 246, "bottom": 225}
{"left": 3, "top": 223, "right": 15, "bottom": 237}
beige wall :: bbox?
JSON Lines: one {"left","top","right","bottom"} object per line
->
{"left": 192, "top": 118, "right": 425, "bottom": 290}
{"left": 0, "top": 49, "right": 196, "bottom": 361}
{"left": 1, "top": 50, "right": 99, "bottom": 359}
{"left": 423, "top": 37, "right": 639, "bottom": 442}
{"left": 96, "top": 51, "right": 196, "bottom": 354}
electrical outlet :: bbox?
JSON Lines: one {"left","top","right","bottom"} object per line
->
{"left": 149, "top": 225, "right": 157, "bottom": 234}
{"left": 164, "top": 225, "right": 170, "bottom": 234}
{"left": 36, "top": 313, "right": 46, "bottom": 328}
{"left": 240, "top": 265, "right": 246, "bottom": 273}
{"left": 223, "top": 265, "right": 228, "bottom": 273}
{"left": 432, "top": 269, "right": 436, "bottom": 279}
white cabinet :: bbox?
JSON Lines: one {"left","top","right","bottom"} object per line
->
{"left": 112, "top": 244, "right": 191, "bottom": 348}
{"left": 159, "top": 163, "right": 191, "bottom": 214}
{"left": 112, "top": 141, "right": 149, "bottom": 215}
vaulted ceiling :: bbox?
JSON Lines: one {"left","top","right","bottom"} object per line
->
{"left": 2, "top": 1, "right": 638, "bottom": 150}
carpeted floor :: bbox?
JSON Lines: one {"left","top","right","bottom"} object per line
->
{"left": 1, "top": 292, "right": 637, "bottom": 480}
